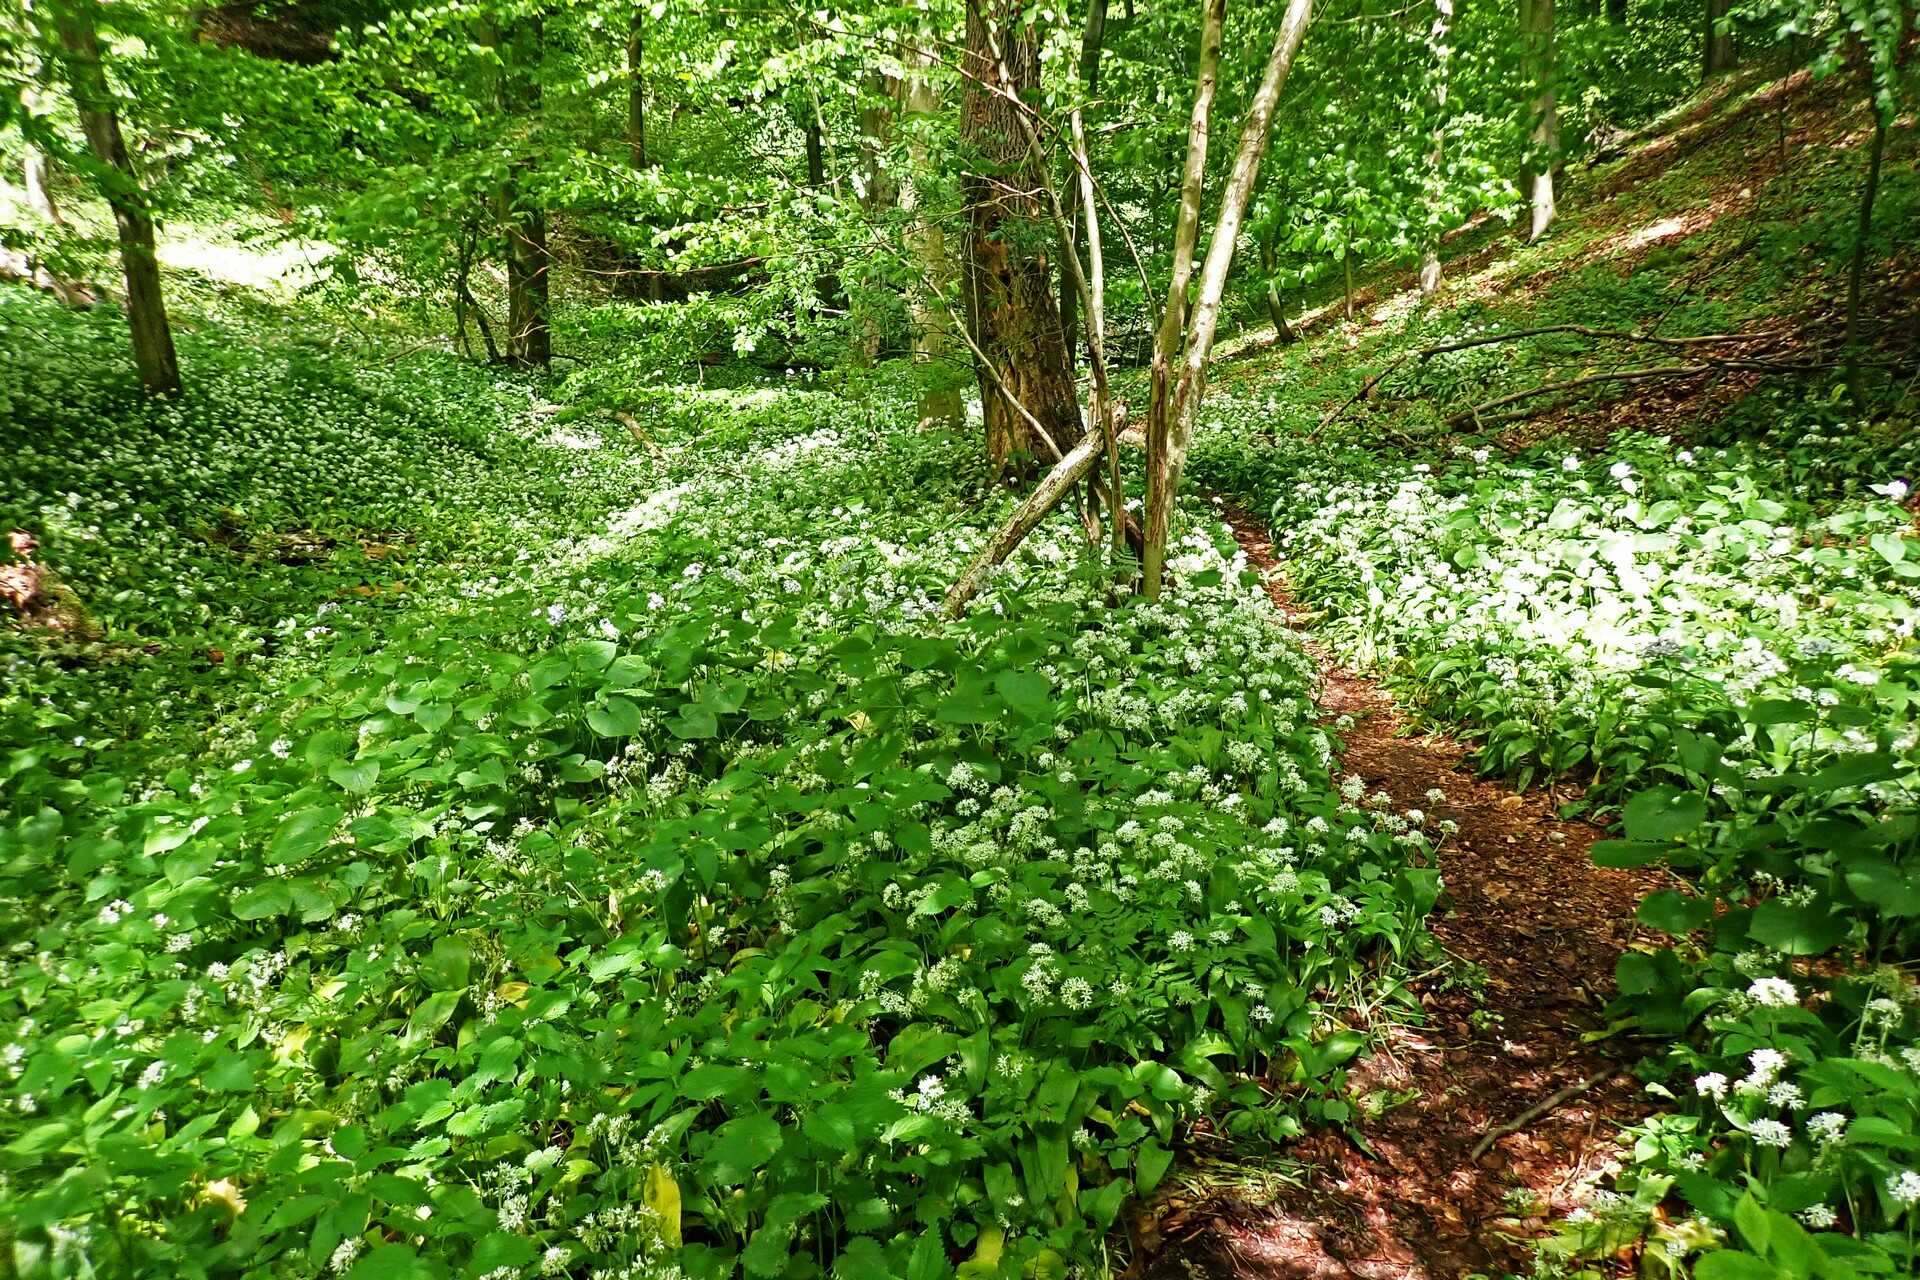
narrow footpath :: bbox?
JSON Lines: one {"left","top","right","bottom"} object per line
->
{"left": 1140, "top": 506, "right": 1663, "bottom": 1280}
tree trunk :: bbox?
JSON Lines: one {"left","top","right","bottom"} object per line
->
{"left": 1702, "top": 0, "right": 1736, "bottom": 77}
{"left": 627, "top": 2, "right": 648, "bottom": 170}
{"left": 1059, "top": 0, "right": 1108, "bottom": 365}
{"left": 1843, "top": 112, "right": 1886, "bottom": 412}
{"left": 960, "top": 0, "right": 1082, "bottom": 483}
{"left": 1520, "top": 0, "right": 1557, "bottom": 243}
{"left": 1606, "top": 0, "right": 1627, "bottom": 21}
{"left": 1141, "top": 0, "right": 1314, "bottom": 597}
{"left": 901, "top": 55, "right": 965, "bottom": 428}
{"left": 856, "top": 71, "right": 899, "bottom": 363}
{"left": 804, "top": 110, "right": 825, "bottom": 187}
{"left": 1144, "top": 0, "right": 1226, "bottom": 516}
{"left": 499, "top": 13, "right": 550, "bottom": 369}
{"left": 1259, "top": 216, "right": 1296, "bottom": 343}
{"left": 1419, "top": 0, "right": 1453, "bottom": 295}
{"left": 22, "top": 2, "right": 63, "bottom": 226}
{"left": 51, "top": 0, "right": 180, "bottom": 395}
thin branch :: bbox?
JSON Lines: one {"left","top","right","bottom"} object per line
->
{"left": 1468, "top": 1068, "right": 1619, "bottom": 1163}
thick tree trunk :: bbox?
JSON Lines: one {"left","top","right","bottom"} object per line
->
{"left": 961, "top": 0, "right": 1082, "bottom": 482}
{"left": 1059, "top": 0, "right": 1108, "bottom": 364}
{"left": 499, "top": 14, "right": 550, "bottom": 369}
{"left": 1142, "top": 0, "right": 1314, "bottom": 596}
{"left": 1843, "top": 112, "right": 1886, "bottom": 412}
{"left": 51, "top": 0, "right": 180, "bottom": 395}
{"left": 505, "top": 201, "right": 550, "bottom": 367}
{"left": 1419, "top": 0, "right": 1454, "bottom": 295}
{"left": 627, "top": 3, "right": 648, "bottom": 170}
{"left": 1520, "top": 0, "right": 1558, "bottom": 243}
{"left": 1702, "top": 0, "right": 1736, "bottom": 77}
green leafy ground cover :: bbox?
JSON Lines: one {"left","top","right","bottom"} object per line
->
{"left": 1185, "top": 77, "right": 1920, "bottom": 1280}
{"left": 0, "top": 281, "right": 1444, "bottom": 1279}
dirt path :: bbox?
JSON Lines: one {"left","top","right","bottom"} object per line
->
{"left": 1137, "top": 507, "right": 1661, "bottom": 1280}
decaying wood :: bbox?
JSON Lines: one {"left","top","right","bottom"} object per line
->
{"left": 3, "top": 531, "right": 100, "bottom": 641}
{"left": 0, "top": 247, "right": 98, "bottom": 309}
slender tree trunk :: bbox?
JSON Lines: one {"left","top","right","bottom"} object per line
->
{"left": 24, "top": 147, "right": 60, "bottom": 225}
{"left": 804, "top": 110, "right": 826, "bottom": 187}
{"left": 22, "top": 2, "right": 64, "bottom": 226}
{"left": 1520, "top": 0, "right": 1558, "bottom": 243}
{"left": 1059, "top": 0, "right": 1108, "bottom": 365}
{"left": 1142, "top": 0, "right": 1314, "bottom": 596}
{"left": 1420, "top": 0, "right": 1454, "bottom": 295}
{"left": 627, "top": 2, "right": 648, "bottom": 170}
{"left": 500, "top": 14, "right": 550, "bottom": 369}
{"left": 1843, "top": 112, "right": 1886, "bottom": 412}
{"left": 1144, "top": 0, "right": 1226, "bottom": 513}
{"left": 1259, "top": 216, "right": 1296, "bottom": 343}
{"left": 901, "top": 54, "right": 964, "bottom": 427}
{"left": 51, "top": 0, "right": 180, "bottom": 395}
{"left": 1702, "top": 0, "right": 1736, "bottom": 77}
{"left": 960, "top": 0, "right": 1082, "bottom": 482}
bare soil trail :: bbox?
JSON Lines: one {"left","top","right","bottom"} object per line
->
{"left": 1136, "top": 506, "right": 1662, "bottom": 1280}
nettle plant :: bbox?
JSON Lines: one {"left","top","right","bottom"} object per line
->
{"left": 2, "top": 367, "right": 1442, "bottom": 1278}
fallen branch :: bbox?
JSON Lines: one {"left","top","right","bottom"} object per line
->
{"left": 1313, "top": 325, "right": 1782, "bottom": 434}
{"left": 1421, "top": 324, "right": 1777, "bottom": 359}
{"left": 944, "top": 433, "right": 1108, "bottom": 618}
{"left": 1468, "top": 1066, "right": 1619, "bottom": 1163}
{"left": 1444, "top": 363, "right": 1727, "bottom": 426}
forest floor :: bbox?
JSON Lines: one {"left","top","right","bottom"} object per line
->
{"left": 1138, "top": 57, "right": 1918, "bottom": 1280}
{"left": 1135, "top": 507, "right": 1660, "bottom": 1280}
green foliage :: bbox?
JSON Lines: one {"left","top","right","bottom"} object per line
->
{"left": 0, "top": 280, "right": 1439, "bottom": 1278}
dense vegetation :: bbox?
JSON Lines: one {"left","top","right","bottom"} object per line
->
{"left": 3, "top": 1, "right": 1918, "bottom": 1278}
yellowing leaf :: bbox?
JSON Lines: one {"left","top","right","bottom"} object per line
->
{"left": 645, "top": 1162, "right": 682, "bottom": 1247}
{"left": 956, "top": 1225, "right": 1003, "bottom": 1279}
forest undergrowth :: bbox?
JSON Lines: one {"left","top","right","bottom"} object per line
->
{"left": 4, "top": 39, "right": 1920, "bottom": 1280}
{"left": 2, "top": 283, "right": 1447, "bottom": 1280}
{"left": 1176, "top": 66, "right": 1920, "bottom": 1280}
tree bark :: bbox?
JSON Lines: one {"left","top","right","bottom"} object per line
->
{"left": 1059, "top": 0, "right": 1108, "bottom": 364}
{"left": 500, "top": 13, "right": 550, "bottom": 369}
{"left": 857, "top": 71, "right": 899, "bottom": 363}
{"left": 51, "top": 0, "right": 180, "bottom": 395}
{"left": 1844, "top": 112, "right": 1886, "bottom": 412}
{"left": 1259, "top": 215, "right": 1296, "bottom": 342}
{"left": 1520, "top": 0, "right": 1557, "bottom": 243}
{"left": 1144, "top": 0, "right": 1226, "bottom": 523}
{"left": 22, "top": 2, "right": 64, "bottom": 226}
{"left": 1419, "top": 0, "right": 1454, "bottom": 295}
{"left": 960, "top": 0, "right": 1082, "bottom": 482}
{"left": 627, "top": 2, "right": 648, "bottom": 170}
{"left": 901, "top": 52, "right": 964, "bottom": 428}
{"left": 1142, "top": 0, "right": 1314, "bottom": 597}
{"left": 1702, "top": 0, "right": 1736, "bottom": 78}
